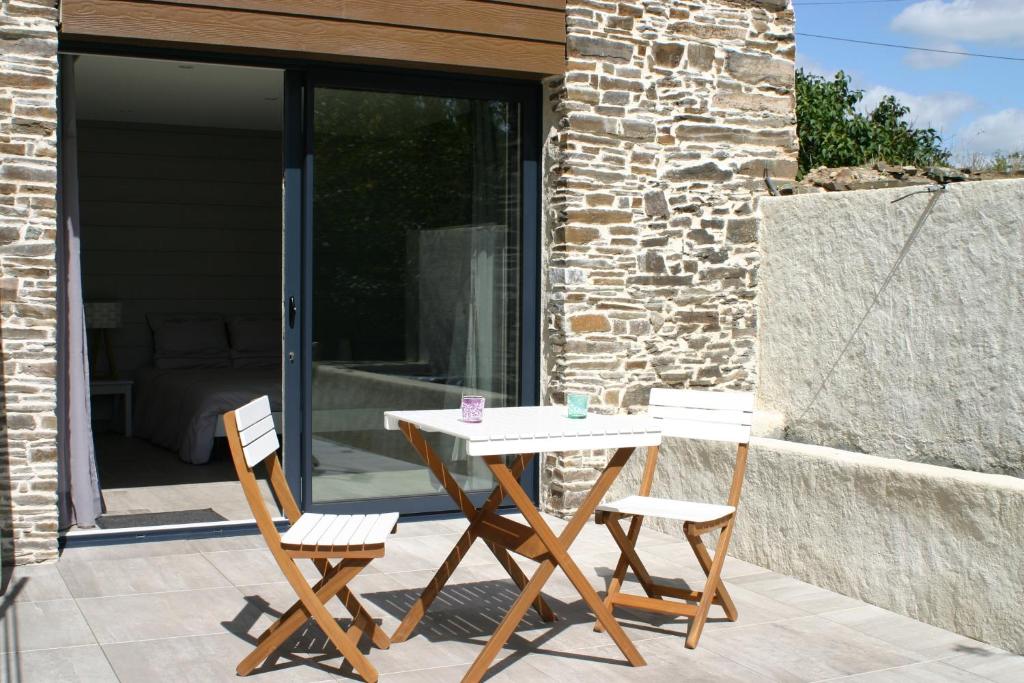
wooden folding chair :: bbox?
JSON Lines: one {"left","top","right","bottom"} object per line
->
{"left": 224, "top": 395, "right": 398, "bottom": 683}
{"left": 594, "top": 388, "right": 754, "bottom": 649}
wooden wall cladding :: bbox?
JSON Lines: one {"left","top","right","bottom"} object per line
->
{"left": 60, "top": 0, "right": 567, "bottom": 77}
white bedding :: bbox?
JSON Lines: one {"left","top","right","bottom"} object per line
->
{"left": 133, "top": 367, "right": 282, "bottom": 464}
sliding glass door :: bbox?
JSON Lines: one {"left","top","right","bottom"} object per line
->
{"left": 284, "top": 71, "right": 539, "bottom": 515}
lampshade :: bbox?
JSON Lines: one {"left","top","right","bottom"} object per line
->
{"left": 84, "top": 301, "right": 122, "bottom": 329}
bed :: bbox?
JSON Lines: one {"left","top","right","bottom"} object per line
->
{"left": 132, "top": 313, "right": 281, "bottom": 464}
{"left": 133, "top": 366, "right": 281, "bottom": 464}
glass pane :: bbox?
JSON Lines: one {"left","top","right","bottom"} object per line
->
{"left": 311, "top": 88, "right": 520, "bottom": 504}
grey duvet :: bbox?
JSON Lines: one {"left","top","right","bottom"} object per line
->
{"left": 134, "top": 367, "right": 281, "bottom": 464}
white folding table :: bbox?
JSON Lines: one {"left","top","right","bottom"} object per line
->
{"left": 383, "top": 405, "right": 661, "bottom": 683}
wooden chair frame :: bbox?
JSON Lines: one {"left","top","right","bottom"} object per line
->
{"left": 224, "top": 404, "right": 392, "bottom": 683}
{"left": 595, "top": 392, "right": 751, "bottom": 650}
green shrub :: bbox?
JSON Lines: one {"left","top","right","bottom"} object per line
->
{"left": 796, "top": 69, "right": 951, "bottom": 177}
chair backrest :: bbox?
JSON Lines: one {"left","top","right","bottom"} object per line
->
{"left": 232, "top": 395, "right": 280, "bottom": 469}
{"left": 648, "top": 388, "right": 754, "bottom": 445}
{"left": 642, "top": 388, "right": 755, "bottom": 507}
{"left": 224, "top": 395, "right": 302, "bottom": 534}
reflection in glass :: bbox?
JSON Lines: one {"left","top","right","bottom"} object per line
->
{"left": 311, "top": 88, "right": 520, "bottom": 504}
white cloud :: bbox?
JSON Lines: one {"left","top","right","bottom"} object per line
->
{"left": 860, "top": 86, "right": 976, "bottom": 134}
{"left": 796, "top": 53, "right": 832, "bottom": 78}
{"left": 902, "top": 42, "right": 967, "bottom": 69}
{"left": 958, "top": 109, "right": 1024, "bottom": 154}
{"left": 892, "top": 0, "right": 1024, "bottom": 45}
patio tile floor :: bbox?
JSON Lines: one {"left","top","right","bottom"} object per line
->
{"left": 2, "top": 514, "right": 1020, "bottom": 682}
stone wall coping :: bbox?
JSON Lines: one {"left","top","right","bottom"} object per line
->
{"left": 763, "top": 176, "right": 1024, "bottom": 206}
{"left": 745, "top": 436, "right": 1024, "bottom": 492}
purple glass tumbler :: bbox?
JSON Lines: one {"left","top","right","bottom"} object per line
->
{"left": 461, "top": 395, "right": 485, "bottom": 423}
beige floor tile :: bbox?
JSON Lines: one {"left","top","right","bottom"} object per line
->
{"left": 390, "top": 518, "right": 468, "bottom": 539}
{"left": 76, "top": 586, "right": 264, "bottom": 644}
{"left": 202, "top": 547, "right": 327, "bottom": 587}
{"left": 58, "top": 538, "right": 198, "bottom": 563}
{"left": 2, "top": 562, "right": 72, "bottom": 603}
{"left": 2, "top": 643, "right": 119, "bottom": 683}
{"left": 833, "top": 660, "right": 992, "bottom": 681}
{"left": 605, "top": 580, "right": 811, "bottom": 643}
{"left": 699, "top": 615, "right": 921, "bottom": 681}
{"left": 58, "top": 551, "right": 231, "bottom": 598}
{"left": 500, "top": 635, "right": 767, "bottom": 682}
{"left": 728, "top": 572, "right": 867, "bottom": 615}
{"left": 238, "top": 572, "right": 407, "bottom": 635}
{"left": 820, "top": 605, "right": 988, "bottom": 659}
{"left": 377, "top": 662, "right": 518, "bottom": 682}
{"left": 940, "top": 642, "right": 1024, "bottom": 683}
{"left": 102, "top": 632, "right": 339, "bottom": 682}
{"left": 0, "top": 599, "right": 96, "bottom": 653}
{"left": 190, "top": 531, "right": 270, "bottom": 552}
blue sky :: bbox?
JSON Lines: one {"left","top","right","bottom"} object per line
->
{"left": 794, "top": 0, "right": 1024, "bottom": 161}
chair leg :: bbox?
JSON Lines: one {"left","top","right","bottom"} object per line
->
{"left": 300, "top": 582, "right": 379, "bottom": 682}
{"left": 313, "top": 557, "right": 391, "bottom": 650}
{"left": 338, "top": 585, "right": 391, "bottom": 650}
{"left": 685, "top": 518, "right": 737, "bottom": 650}
{"left": 251, "top": 559, "right": 355, "bottom": 651}
{"left": 238, "top": 559, "right": 378, "bottom": 682}
{"left": 595, "top": 514, "right": 654, "bottom": 633}
{"left": 686, "top": 529, "right": 738, "bottom": 622}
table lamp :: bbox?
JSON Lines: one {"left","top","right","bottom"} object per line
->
{"left": 84, "top": 301, "right": 121, "bottom": 379}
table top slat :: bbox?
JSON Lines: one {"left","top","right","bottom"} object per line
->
{"left": 384, "top": 406, "right": 660, "bottom": 456}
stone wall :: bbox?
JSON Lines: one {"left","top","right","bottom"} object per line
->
{"left": 758, "top": 179, "right": 1024, "bottom": 477}
{"left": 0, "top": 0, "right": 61, "bottom": 564}
{"left": 541, "top": 0, "right": 796, "bottom": 515}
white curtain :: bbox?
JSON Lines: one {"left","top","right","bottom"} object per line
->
{"left": 56, "top": 55, "right": 103, "bottom": 529}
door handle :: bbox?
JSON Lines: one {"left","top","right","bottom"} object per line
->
{"left": 288, "top": 296, "right": 297, "bottom": 329}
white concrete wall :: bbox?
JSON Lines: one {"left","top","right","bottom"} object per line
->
{"left": 608, "top": 436, "right": 1024, "bottom": 655}
{"left": 758, "top": 179, "right": 1024, "bottom": 477}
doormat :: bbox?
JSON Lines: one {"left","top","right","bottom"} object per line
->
{"left": 95, "top": 508, "right": 228, "bottom": 529}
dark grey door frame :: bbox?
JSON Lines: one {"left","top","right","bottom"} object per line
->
{"left": 283, "top": 68, "right": 541, "bottom": 517}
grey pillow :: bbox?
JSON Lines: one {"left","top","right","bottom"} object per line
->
{"left": 148, "top": 314, "right": 230, "bottom": 363}
{"left": 227, "top": 315, "right": 279, "bottom": 353}
{"left": 229, "top": 350, "right": 279, "bottom": 369}
{"left": 155, "top": 355, "right": 231, "bottom": 370}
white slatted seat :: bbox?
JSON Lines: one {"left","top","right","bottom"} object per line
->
{"left": 224, "top": 395, "right": 396, "bottom": 683}
{"left": 595, "top": 388, "right": 754, "bottom": 651}
{"left": 280, "top": 512, "right": 399, "bottom": 551}
{"left": 598, "top": 496, "right": 734, "bottom": 524}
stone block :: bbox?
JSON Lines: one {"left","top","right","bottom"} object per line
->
{"left": 566, "top": 208, "right": 633, "bottom": 224}
{"left": 665, "top": 161, "right": 733, "bottom": 182}
{"left": 726, "top": 217, "right": 758, "bottom": 243}
{"left": 642, "top": 189, "right": 669, "bottom": 217}
{"left": 621, "top": 118, "right": 656, "bottom": 140}
{"left": 569, "top": 314, "right": 612, "bottom": 333}
{"left": 565, "top": 226, "right": 601, "bottom": 244}
{"left": 653, "top": 42, "right": 684, "bottom": 68}
{"left": 687, "top": 43, "right": 717, "bottom": 72}
{"left": 568, "top": 35, "right": 635, "bottom": 62}
{"left": 725, "top": 51, "right": 795, "bottom": 88}
{"left": 569, "top": 112, "right": 619, "bottom": 135}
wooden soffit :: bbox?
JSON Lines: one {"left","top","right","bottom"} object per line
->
{"left": 60, "top": 0, "right": 567, "bottom": 78}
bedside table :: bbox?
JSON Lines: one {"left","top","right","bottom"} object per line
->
{"left": 90, "top": 379, "right": 133, "bottom": 437}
